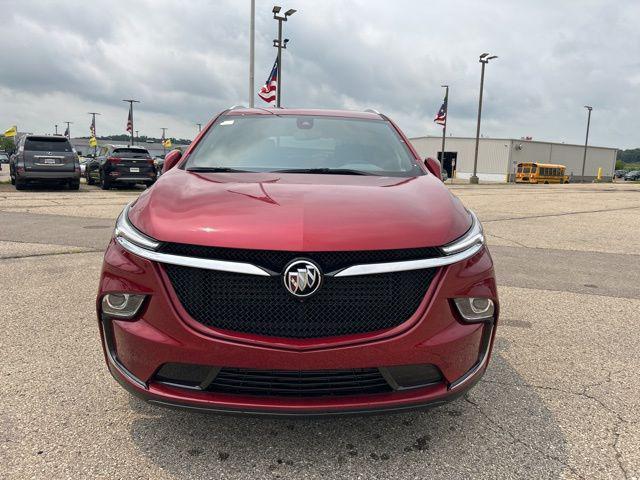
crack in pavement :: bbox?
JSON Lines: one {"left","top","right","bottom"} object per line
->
{"left": 482, "top": 205, "right": 640, "bottom": 223}
{"left": 481, "top": 369, "right": 634, "bottom": 479}
{"left": 0, "top": 249, "right": 103, "bottom": 260}
{"left": 462, "top": 393, "right": 586, "bottom": 479}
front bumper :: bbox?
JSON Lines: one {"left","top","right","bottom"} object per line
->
{"left": 98, "top": 240, "right": 498, "bottom": 416}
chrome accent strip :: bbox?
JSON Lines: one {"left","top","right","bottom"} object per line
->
{"left": 33, "top": 155, "right": 65, "bottom": 159}
{"left": 442, "top": 211, "right": 484, "bottom": 255}
{"left": 333, "top": 243, "right": 483, "bottom": 277}
{"left": 114, "top": 203, "right": 160, "bottom": 251}
{"left": 101, "top": 320, "right": 147, "bottom": 389}
{"left": 117, "top": 236, "right": 271, "bottom": 276}
{"left": 448, "top": 323, "right": 494, "bottom": 390}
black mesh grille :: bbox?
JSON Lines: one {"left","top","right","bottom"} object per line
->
{"left": 164, "top": 265, "right": 437, "bottom": 338}
{"left": 209, "top": 367, "right": 391, "bottom": 397}
{"left": 158, "top": 243, "right": 442, "bottom": 273}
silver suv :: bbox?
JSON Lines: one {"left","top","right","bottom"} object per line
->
{"left": 10, "top": 135, "right": 80, "bottom": 190}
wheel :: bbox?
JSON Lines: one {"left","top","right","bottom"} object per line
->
{"left": 86, "top": 171, "right": 95, "bottom": 185}
{"left": 10, "top": 175, "right": 15, "bottom": 185}
{"left": 100, "top": 171, "right": 111, "bottom": 190}
{"left": 68, "top": 179, "right": 80, "bottom": 190}
{"left": 544, "top": 181, "right": 549, "bottom": 184}
{"left": 15, "top": 178, "right": 26, "bottom": 190}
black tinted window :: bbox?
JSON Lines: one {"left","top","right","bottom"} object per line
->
{"left": 24, "top": 137, "right": 72, "bottom": 152}
{"left": 112, "top": 148, "right": 150, "bottom": 158}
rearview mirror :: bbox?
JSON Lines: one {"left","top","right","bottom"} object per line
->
{"left": 424, "top": 157, "right": 442, "bottom": 180}
{"left": 163, "top": 149, "right": 183, "bottom": 173}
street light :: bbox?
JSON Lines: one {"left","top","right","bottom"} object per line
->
{"left": 470, "top": 53, "right": 498, "bottom": 184}
{"left": 581, "top": 106, "right": 593, "bottom": 182}
{"left": 54, "top": 124, "right": 58, "bottom": 135}
{"left": 161, "top": 127, "right": 168, "bottom": 156}
{"left": 196, "top": 123, "right": 202, "bottom": 133}
{"left": 272, "top": 5, "right": 296, "bottom": 108}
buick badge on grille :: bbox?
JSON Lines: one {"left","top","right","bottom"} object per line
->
{"left": 283, "top": 260, "right": 322, "bottom": 298}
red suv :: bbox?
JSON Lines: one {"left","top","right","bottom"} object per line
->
{"left": 97, "top": 108, "right": 498, "bottom": 415}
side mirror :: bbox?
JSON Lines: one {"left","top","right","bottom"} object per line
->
{"left": 163, "top": 149, "right": 183, "bottom": 173}
{"left": 424, "top": 157, "right": 442, "bottom": 181}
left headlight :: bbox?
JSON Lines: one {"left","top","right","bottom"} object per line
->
{"left": 441, "top": 211, "right": 485, "bottom": 255}
{"left": 114, "top": 202, "right": 160, "bottom": 251}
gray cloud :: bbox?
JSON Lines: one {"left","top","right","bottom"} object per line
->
{"left": 0, "top": 0, "right": 638, "bottom": 147}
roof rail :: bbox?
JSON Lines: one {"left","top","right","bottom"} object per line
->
{"left": 364, "top": 108, "right": 381, "bottom": 115}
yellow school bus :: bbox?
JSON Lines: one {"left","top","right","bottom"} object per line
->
{"left": 515, "top": 163, "right": 570, "bottom": 184}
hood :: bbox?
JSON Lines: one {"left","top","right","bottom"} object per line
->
{"left": 128, "top": 169, "right": 471, "bottom": 251}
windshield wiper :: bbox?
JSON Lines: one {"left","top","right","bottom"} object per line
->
{"left": 186, "top": 167, "right": 251, "bottom": 173}
{"left": 271, "top": 168, "right": 376, "bottom": 176}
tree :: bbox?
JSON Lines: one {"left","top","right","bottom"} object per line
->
{"left": 0, "top": 136, "right": 15, "bottom": 153}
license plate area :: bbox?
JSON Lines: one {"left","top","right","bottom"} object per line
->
{"left": 44, "top": 158, "right": 57, "bottom": 164}
{"left": 130, "top": 167, "right": 140, "bottom": 173}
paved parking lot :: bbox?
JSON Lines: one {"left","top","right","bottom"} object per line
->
{"left": 1, "top": 177, "right": 639, "bottom": 479}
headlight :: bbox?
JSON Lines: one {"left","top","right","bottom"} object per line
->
{"left": 102, "top": 293, "right": 146, "bottom": 320}
{"left": 453, "top": 297, "right": 495, "bottom": 322}
{"left": 114, "top": 202, "right": 159, "bottom": 251}
{"left": 441, "top": 211, "right": 484, "bottom": 255}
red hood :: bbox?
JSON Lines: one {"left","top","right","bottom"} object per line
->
{"left": 128, "top": 169, "right": 471, "bottom": 251}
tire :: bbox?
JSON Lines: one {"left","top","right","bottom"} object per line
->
{"left": 544, "top": 181, "right": 549, "bottom": 184}
{"left": 15, "top": 178, "right": 26, "bottom": 190}
{"left": 10, "top": 176, "right": 15, "bottom": 185}
{"left": 69, "top": 179, "right": 80, "bottom": 190}
{"left": 100, "top": 171, "right": 111, "bottom": 190}
{"left": 86, "top": 171, "right": 95, "bottom": 185}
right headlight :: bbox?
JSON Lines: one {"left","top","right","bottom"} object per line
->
{"left": 114, "top": 202, "right": 159, "bottom": 251}
{"left": 441, "top": 211, "right": 485, "bottom": 255}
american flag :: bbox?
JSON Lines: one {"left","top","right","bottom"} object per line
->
{"left": 90, "top": 117, "right": 96, "bottom": 137}
{"left": 126, "top": 103, "right": 133, "bottom": 133}
{"left": 434, "top": 93, "right": 448, "bottom": 126}
{"left": 258, "top": 58, "right": 278, "bottom": 104}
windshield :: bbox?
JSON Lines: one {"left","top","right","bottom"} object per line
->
{"left": 184, "top": 115, "right": 423, "bottom": 176}
{"left": 25, "top": 137, "right": 72, "bottom": 152}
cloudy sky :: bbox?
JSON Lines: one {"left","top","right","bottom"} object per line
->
{"left": 1, "top": 0, "right": 638, "bottom": 148}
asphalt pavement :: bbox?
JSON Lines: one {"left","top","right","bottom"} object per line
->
{"left": 1, "top": 179, "right": 639, "bottom": 479}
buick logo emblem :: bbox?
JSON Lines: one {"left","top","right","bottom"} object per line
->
{"left": 283, "top": 259, "right": 322, "bottom": 298}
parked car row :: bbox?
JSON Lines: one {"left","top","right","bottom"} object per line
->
{"left": 624, "top": 170, "right": 640, "bottom": 181}
{"left": 6, "top": 135, "right": 158, "bottom": 191}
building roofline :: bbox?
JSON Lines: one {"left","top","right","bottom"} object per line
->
{"left": 409, "top": 135, "right": 618, "bottom": 152}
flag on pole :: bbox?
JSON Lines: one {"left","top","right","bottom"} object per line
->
{"left": 89, "top": 137, "right": 98, "bottom": 148}
{"left": 64, "top": 125, "right": 70, "bottom": 138}
{"left": 3, "top": 125, "right": 17, "bottom": 137}
{"left": 90, "top": 117, "right": 96, "bottom": 137}
{"left": 163, "top": 138, "right": 172, "bottom": 148}
{"left": 258, "top": 58, "right": 278, "bottom": 104}
{"left": 126, "top": 104, "right": 133, "bottom": 133}
{"left": 434, "top": 93, "right": 448, "bottom": 126}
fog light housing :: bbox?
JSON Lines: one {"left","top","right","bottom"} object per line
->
{"left": 453, "top": 297, "right": 495, "bottom": 322}
{"left": 101, "top": 293, "right": 146, "bottom": 320}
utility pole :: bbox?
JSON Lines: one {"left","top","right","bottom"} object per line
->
{"left": 249, "top": 0, "right": 255, "bottom": 107}
{"left": 581, "top": 106, "right": 593, "bottom": 182}
{"left": 439, "top": 85, "right": 449, "bottom": 176}
{"left": 88, "top": 112, "right": 101, "bottom": 157}
{"left": 135, "top": 130, "right": 139, "bottom": 143}
{"left": 161, "top": 127, "right": 168, "bottom": 156}
{"left": 196, "top": 123, "right": 202, "bottom": 133}
{"left": 55, "top": 124, "right": 58, "bottom": 135}
{"left": 272, "top": 6, "right": 296, "bottom": 108}
{"left": 471, "top": 53, "right": 498, "bottom": 184}
{"left": 122, "top": 99, "right": 140, "bottom": 146}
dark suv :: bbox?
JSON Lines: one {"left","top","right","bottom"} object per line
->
{"left": 86, "top": 145, "right": 156, "bottom": 189}
{"left": 9, "top": 135, "right": 80, "bottom": 190}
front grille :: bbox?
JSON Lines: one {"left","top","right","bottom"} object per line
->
{"left": 158, "top": 243, "right": 442, "bottom": 273}
{"left": 208, "top": 367, "right": 392, "bottom": 397}
{"left": 164, "top": 264, "right": 437, "bottom": 338}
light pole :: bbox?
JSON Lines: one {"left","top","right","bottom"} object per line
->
{"left": 471, "top": 53, "right": 498, "bottom": 184}
{"left": 272, "top": 6, "right": 296, "bottom": 108}
{"left": 161, "top": 127, "right": 168, "bottom": 156}
{"left": 55, "top": 124, "right": 58, "bottom": 135}
{"left": 196, "top": 123, "right": 202, "bottom": 133}
{"left": 581, "top": 106, "right": 593, "bottom": 182}
{"left": 249, "top": 0, "right": 255, "bottom": 107}
{"left": 439, "top": 85, "right": 449, "bottom": 173}
{"left": 123, "top": 99, "right": 140, "bottom": 145}
{"left": 88, "top": 112, "right": 101, "bottom": 157}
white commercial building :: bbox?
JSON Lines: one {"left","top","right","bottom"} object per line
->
{"left": 410, "top": 136, "right": 618, "bottom": 182}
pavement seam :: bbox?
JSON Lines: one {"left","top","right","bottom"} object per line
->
{"left": 483, "top": 205, "right": 640, "bottom": 223}
{"left": 0, "top": 249, "right": 103, "bottom": 260}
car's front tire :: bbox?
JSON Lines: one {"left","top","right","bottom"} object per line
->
{"left": 100, "top": 171, "right": 111, "bottom": 190}
{"left": 15, "top": 178, "right": 26, "bottom": 190}
{"left": 69, "top": 179, "right": 80, "bottom": 190}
